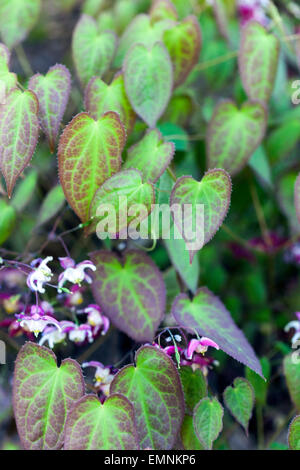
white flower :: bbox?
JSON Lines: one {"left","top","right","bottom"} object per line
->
{"left": 18, "top": 312, "right": 61, "bottom": 338}
{"left": 58, "top": 257, "right": 96, "bottom": 292}
{"left": 27, "top": 257, "right": 53, "bottom": 294}
{"left": 285, "top": 313, "right": 300, "bottom": 345}
{"left": 39, "top": 327, "right": 66, "bottom": 348}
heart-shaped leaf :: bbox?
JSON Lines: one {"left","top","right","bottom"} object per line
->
{"left": 284, "top": 354, "right": 300, "bottom": 411}
{"left": 294, "top": 172, "right": 300, "bottom": 224}
{"left": 91, "top": 250, "right": 166, "bottom": 342}
{"left": 13, "top": 342, "right": 85, "bottom": 450}
{"left": 58, "top": 111, "right": 125, "bottom": 223}
{"left": 123, "top": 129, "right": 175, "bottom": 183}
{"left": 288, "top": 415, "right": 300, "bottom": 450}
{"left": 206, "top": 100, "right": 267, "bottom": 175}
{"left": 239, "top": 21, "right": 279, "bottom": 104}
{"left": 170, "top": 169, "right": 232, "bottom": 263}
{"left": 193, "top": 397, "right": 224, "bottom": 450}
{"left": 179, "top": 366, "right": 207, "bottom": 415}
{"left": 150, "top": 0, "right": 178, "bottom": 23}
{"left": 89, "top": 169, "right": 155, "bottom": 237}
{"left": 29, "top": 64, "right": 71, "bottom": 152}
{"left": 163, "top": 16, "right": 201, "bottom": 87}
{"left": 0, "top": 89, "right": 39, "bottom": 197}
{"left": 64, "top": 394, "right": 139, "bottom": 450}
{"left": 85, "top": 72, "right": 136, "bottom": 134}
{"left": 223, "top": 377, "right": 254, "bottom": 435}
{"left": 110, "top": 345, "right": 184, "bottom": 449}
{"left": 0, "top": 0, "right": 41, "bottom": 49}
{"left": 180, "top": 415, "right": 204, "bottom": 450}
{"left": 72, "top": 14, "right": 117, "bottom": 86}
{"left": 172, "top": 287, "right": 263, "bottom": 377}
{"left": 124, "top": 41, "right": 173, "bottom": 128}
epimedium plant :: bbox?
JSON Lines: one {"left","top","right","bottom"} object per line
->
{"left": 0, "top": 0, "right": 300, "bottom": 452}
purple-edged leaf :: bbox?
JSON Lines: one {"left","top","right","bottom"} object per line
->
{"left": 150, "top": 0, "right": 178, "bottom": 23}
{"left": 163, "top": 15, "right": 201, "bottom": 87}
{"left": 239, "top": 21, "right": 279, "bottom": 104}
{"left": 179, "top": 366, "right": 207, "bottom": 415}
{"left": 72, "top": 14, "right": 117, "bottom": 86}
{"left": 0, "top": 89, "right": 39, "bottom": 198}
{"left": 88, "top": 169, "right": 155, "bottom": 237}
{"left": 110, "top": 345, "right": 184, "bottom": 450}
{"left": 288, "top": 415, "right": 300, "bottom": 450}
{"left": 0, "top": 0, "right": 41, "bottom": 49}
{"left": 172, "top": 287, "right": 263, "bottom": 377}
{"left": 58, "top": 111, "right": 125, "bottom": 223}
{"left": 180, "top": 415, "right": 204, "bottom": 450}
{"left": 223, "top": 377, "right": 254, "bottom": 435}
{"left": 13, "top": 342, "right": 85, "bottom": 450}
{"left": 0, "top": 43, "right": 17, "bottom": 96}
{"left": 284, "top": 354, "right": 300, "bottom": 411}
{"left": 295, "top": 172, "right": 300, "bottom": 224}
{"left": 207, "top": 100, "right": 267, "bottom": 175}
{"left": 91, "top": 250, "right": 165, "bottom": 342}
{"left": 170, "top": 169, "right": 232, "bottom": 263}
{"left": 193, "top": 397, "right": 224, "bottom": 450}
{"left": 124, "top": 41, "right": 173, "bottom": 128}
{"left": 123, "top": 129, "right": 175, "bottom": 183}
{"left": 29, "top": 64, "right": 71, "bottom": 152}
{"left": 85, "top": 73, "right": 136, "bottom": 135}
{"left": 64, "top": 394, "right": 139, "bottom": 450}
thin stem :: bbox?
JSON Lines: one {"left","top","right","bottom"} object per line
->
{"left": 15, "top": 44, "right": 33, "bottom": 77}
{"left": 249, "top": 178, "right": 271, "bottom": 247}
{"left": 193, "top": 50, "right": 237, "bottom": 73}
{"left": 167, "top": 166, "right": 177, "bottom": 183}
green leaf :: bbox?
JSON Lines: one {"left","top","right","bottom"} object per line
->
{"left": 89, "top": 169, "right": 154, "bottom": 237}
{"left": 171, "top": 0, "right": 193, "bottom": 19}
{"left": 91, "top": 250, "right": 166, "bottom": 342}
{"left": 193, "top": 397, "right": 223, "bottom": 450}
{"left": 284, "top": 354, "right": 300, "bottom": 411}
{"left": 266, "top": 120, "right": 300, "bottom": 164}
{"left": 180, "top": 415, "right": 204, "bottom": 450}
{"left": 0, "top": 200, "right": 16, "bottom": 245}
{"left": 163, "top": 16, "right": 201, "bottom": 87}
{"left": 85, "top": 72, "right": 136, "bottom": 134}
{"left": 248, "top": 146, "right": 272, "bottom": 189}
{"left": 123, "top": 129, "right": 175, "bottom": 183}
{"left": 170, "top": 169, "right": 232, "bottom": 262}
{"left": 0, "top": 0, "right": 41, "bottom": 49}
{"left": 110, "top": 345, "right": 184, "bottom": 449}
{"left": 288, "top": 415, "right": 300, "bottom": 450}
{"left": 124, "top": 41, "right": 173, "bottom": 128}
{"left": 29, "top": 64, "right": 71, "bottom": 152}
{"left": 172, "top": 287, "right": 263, "bottom": 377}
{"left": 179, "top": 366, "right": 207, "bottom": 415}
{"left": 36, "top": 185, "right": 65, "bottom": 227}
{"left": 13, "top": 342, "right": 84, "bottom": 450}
{"left": 162, "top": 94, "right": 194, "bottom": 127}
{"left": 245, "top": 357, "right": 270, "bottom": 406}
{"left": 150, "top": 0, "right": 178, "bottom": 23}
{"left": 239, "top": 21, "right": 279, "bottom": 103}
{"left": 0, "top": 43, "right": 17, "bottom": 96}
{"left": 58, "top": 111, "right": 125, "bottom": 223}
{"left": 295, "top": 173, "right": 300, "bottom": 224}
{"left": 64, "top": 394, "right": 139, "bottom": 450}
{"left": 0, "top": 89, "right": 39, "bottom": 197}
{"left": 11, "top": 169, "right": 38, "bottom": 211}
{"left": 207, "top": 100, "right": 267, "bottom": 175}
{"left": 82, "top": 0, "right": 106, "bottom": 17}
{"left": 278, "top": 172, "right": 300, "bottom": 233}
{"left": 223, "top": 377, "right": 255, "bottom": 434}
{"left": 72, "top": 14, "right": 117, "bottom": 86}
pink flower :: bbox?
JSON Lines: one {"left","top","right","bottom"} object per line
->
{"left": 58, "top": 257, "right": 96, "bottom": 291}
{"left": 26, "top": 257, "right": 53, "bottom": 293}
{"left": 60, "top": 321, "right": 94, "bottom": 344}
{"left": 84, "top": 304, "right": 110, "bottom": 336}
{"left": 238, "top": 0, "right": 270, "bottom": 26}
{"left": 82, "top": 361, "right": 117, "bottom": 397}
{"left": 185, "top": 338, "right": 219, "bottom": 360}
{"left": 15, "top": 309, "right": 60, "bottom": 338}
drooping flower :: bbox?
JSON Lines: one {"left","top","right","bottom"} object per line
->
{"left": 15, "top": 307, "right": 61, "bottom": 338}
{"left": 26, "top": 256, "right": 54, "bottom": 294}
{"left": 63, "top": 285, "right": 84, "bottom": 308}
{"left": 58, "top": 257, "right": 96, "bottom": 292}
{"left": 82, "top": 361, "right": 117, "bottom": 396}
{"left": 185, "top": 337, "right": 220, "bottom": 360}
{"left": 39, "top": 326, "right": 66, "bottom": 348}
{"left": 84, "top": 304, "right": 110, "bottom": 336}
{"left": 284, "top": 312, "right": 300, "bottom": 346}
{"left": 238, "top": 0, "right": 270, "bottom": 26}
{"left": 60, "top": 320, "right": 94, "bottom": 344}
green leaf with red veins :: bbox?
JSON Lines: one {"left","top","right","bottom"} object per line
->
{"left": 72, "top": 14, "right": 117, "bottom": 86}
{"left": 91, "top": 250, "right": 165, "bottom": 342}
{"left": 193, "top": 397, "right": 224, "bottom": 450}
{"left": 294, "top": 172, "right": 300, "bottom": 224}
{"left": 0, "top": 89, "right": 39, "bottom": 198}
{"left": 0, "top": 43, "right": 17, "bottom": 96}
{"left": 29, "top": 64, "right": 71, "bottom": 152}
{"left": 150, "top": 0, "right": 178, "bottom": 23}
{"left": 115, "top": 13, "right": 174, "bottom": 67}
{"left": 284, "top": 354, "right": 300, "bottom": 411}
{"left": 172, "top": 287, "right": 263, "bottom": 377}
{"left": 13, "top": 342, "right": 85, "bottom": 450}
{"left": 58, "top": 111, "right": 125, "bottom": 223}
{"left": 123, "top": 129, "right": 174, "bottom": 183}
{"left": 170, "top": 169, "right": 231, "bottom": 263}
{"left": 0, "top": 0, "right": 41, "bottom": 49}
{"left": 88, "top": 169, "right": 155, "bottom": 237}
{"left": 180, "top": 415, "right": 204, "bottom": 450}
{"left": 64, "top": 394, "right": 139, "bottom": 450}
{"left": 239, "top": 21, "right": 279, "bottom": 104}
{"left": 85, "top": 73, "right": 136, "bottom": 135}
{"left": 288, "top": 416, "right": 300, "bottom": 450}
{"left": 223, "top": 377, "right": 255, "bottom": 435}
{"left": 124, "top": 42, "right": 173, "bottom": 128}
{"left": 207, "top": 100, "right": 267, "bottom": 176}
{"left": 110, "top": 345, "right": 184, "bottom": 450}
{"left": 163, "top": 16, "right": 201, "bottom": 88}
